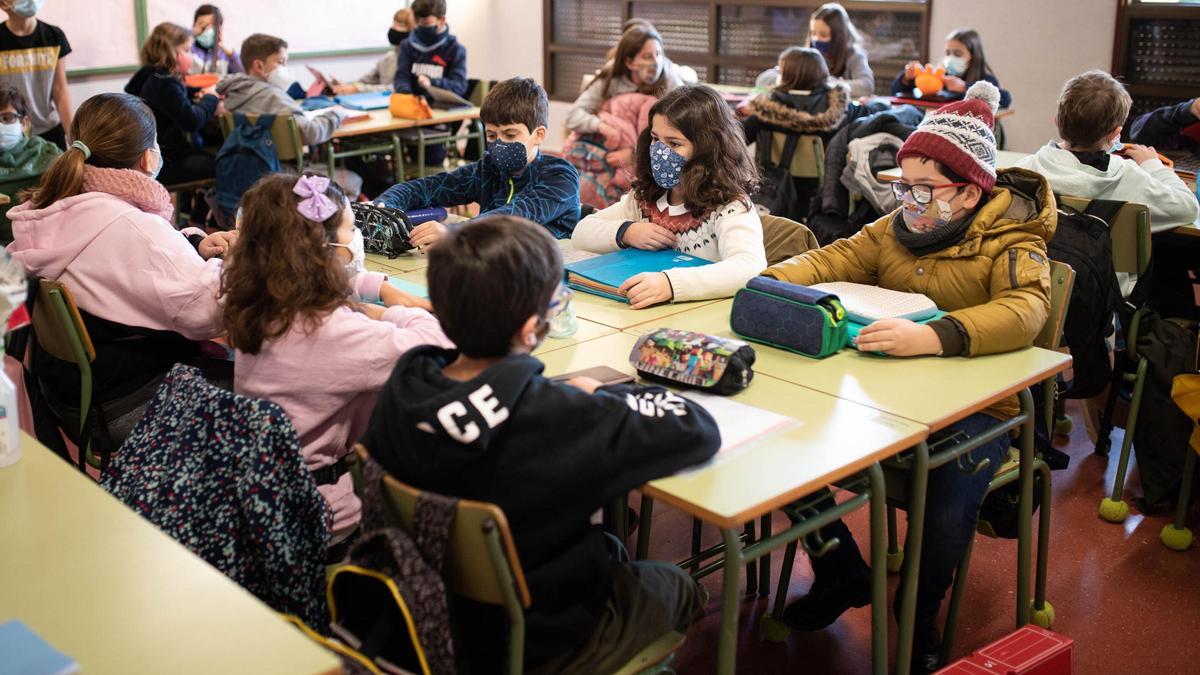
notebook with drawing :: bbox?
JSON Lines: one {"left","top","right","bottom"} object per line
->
{"left": 564, "top": 249, "right": 711, "bottom": 302}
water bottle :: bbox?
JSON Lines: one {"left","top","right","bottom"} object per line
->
{"left": 548, "top": 296, "right": 578, "bottom": 339}
{"left": 0, "top": 251, "right": 26, "bottom": 468}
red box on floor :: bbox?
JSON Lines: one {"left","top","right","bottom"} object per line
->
{"left": 936, "top": 626, "right": 1072, "bottom": 675}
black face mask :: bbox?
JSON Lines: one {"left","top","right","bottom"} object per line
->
{"left": 387, "top": 28, "right": 409, "bottom": 46}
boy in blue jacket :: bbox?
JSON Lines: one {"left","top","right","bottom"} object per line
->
{"left": 378, "top": 77, "right": 582, "bottom": 244}
{"left": 394, "top": 0, "right": 467, "bottom": 167}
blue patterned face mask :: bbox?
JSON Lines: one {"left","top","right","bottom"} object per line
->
{"left": 649, "top": 140, "right": 686, "bottom": 189}
{"left": 487, "top": 139, "right": 529, "bottom": 175}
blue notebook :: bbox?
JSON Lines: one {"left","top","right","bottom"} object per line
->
{"left": 846, "top": 311, "right": 947, "bottom": 351}
{"left": 565, "top": 249, "right": 711, "bottom": 302}
{"left": 385, "top": 277, "right": 429, "bottom": 300}
{"left": 0, "top": 621, "right": 79, "bottom": 675}
{"left": 335, "top": 91, "right": 391, "bottom": 111}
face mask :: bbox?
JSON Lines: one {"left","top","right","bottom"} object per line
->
{"left": 900, "top": 193, "right": 955, "bottom": 233}
{"left": 267, "top": 64, "right": 293, "bottom": 90}
{"left": 176, "top": 49, "right": 193, "bottom": 75}
{"left": 10, "top": 0, "right": 41, "bottom": 18}
{"left": 196, "top": 26, "right": 216, "bottom": 49}
{"left": 943, "top": 55, "right": 968, "bottom": 77}
{"left": 649, "top": 140, "right": 686, "bottom": 190}
{"left": 811, "top": 39, "right": 831, "bottom": 55}
{"left": 414, "top": 25, "right": 441, "bottom": 44}
{"left": 487, "top": 138, "right": 529, "bottom": 175}
{"left": 1108, "top": 138, "right": 1123, "bottom": 154}
{"left": 0, "top": 122, "right": 22, "bottom": 152}
{"left": 146, "top": 143, "right": 163, "bottom": 181}
{"left": 387, "top": 28, "right": 409, "bottom": 46}
{"left": 636, "top": 59, "right": 662, "bottom": 84}
{"left": 331, "top": 227, "right": 366, "bottom": 275}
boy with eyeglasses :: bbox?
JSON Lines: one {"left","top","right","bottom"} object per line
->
{"left": 763, "top": 81, "right": 1053, "bottom": 674}
{"left": 0, "top": 83, "right": 58, "bottom": 239}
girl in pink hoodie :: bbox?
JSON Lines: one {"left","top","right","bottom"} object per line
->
{"left": 220, "top": 173, "right": 450, "bottom": 546}
{"left": 8, "top": 93, "right": 235, "bottom": 449}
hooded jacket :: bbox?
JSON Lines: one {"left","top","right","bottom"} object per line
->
{"left": 742, "top": 83, "right": 851, "bottom": 143}
{"left": 125, "top": 66, "right": 219, "bottom": 162}
{"left": 765, "top": 168, "right": 1056, "bottom": 420}
{"left": 216, "top": 73, "right": 346, "bottom": 146}
{"left": 392, "top": 27, "right": 468, "bottom": 99}
{"left": 362, "top": 346, "right": 719, "bottom": 669}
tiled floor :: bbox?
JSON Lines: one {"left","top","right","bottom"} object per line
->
{"left": 642, "top": 401, "right": 1200, "bottom": 673}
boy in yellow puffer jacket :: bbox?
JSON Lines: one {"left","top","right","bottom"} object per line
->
{"left": 763, "top": 81, "right": 1054, "bottom": 674}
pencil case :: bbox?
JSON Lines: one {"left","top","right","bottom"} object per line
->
{"left": 730, "top": 277, "right": 848, "bottom": 359}
{"left": 629, "top": 328, "right": 755, "bottom": 395}
{"left": 350, "top": 203, "right": 415, "bottom": 258}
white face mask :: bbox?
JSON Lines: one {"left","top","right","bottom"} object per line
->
{"left": 266, "top": 64, "right": 293, "bottom": 90}
{"left": 331, "top": 226, "right": 366, "bottom": 275}
{"left": 147, "top": 143, "right": 162, "bottom": 181}
{"left": 0, "top": 122, "right": 22, "bottom": 152}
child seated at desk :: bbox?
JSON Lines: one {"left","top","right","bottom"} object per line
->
{"left": 394, "top": 0, "right": 467, "bottom": 168}
{"left": 220, "top": 173, "right": 448, "bottom": 552}
{"left": 361, "top": 215, "right": 719, "bottom": 674}
{"left": 1130, "top": 96, "right": 1200, "bottom": 154}
{"left": 0, "top": 84, "right": 60, "bottom": 240}
{"left": 763, "top": 82, "right": 1052, "bottom": 674}
{"left": 892, "top": 28, "right": 1012, "bottom": 109}
{"left": 572, "top": 85, "right": 767, "bottom": 309}
{"left": 217, "top": 33, "right": 346, "bottom": 146}
{"left": 376, "top": 77, "right": 581, "bottom": 244}
{"left": 1016, "top": 70, "right": 1199, "bottom": 233}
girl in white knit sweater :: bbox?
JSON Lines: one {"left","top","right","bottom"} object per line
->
{"left": 571, "top": 84, "right": 767, "bottom": 309}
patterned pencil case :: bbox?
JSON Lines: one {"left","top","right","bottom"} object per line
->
{"left": 730, "top": 277, "right": 848, "bottom": 359}
{"left": 629, "top": 328, "right": 756, "bottom": 395}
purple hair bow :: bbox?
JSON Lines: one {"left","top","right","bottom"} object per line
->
{"left": 293, "top": 175, "right": 338, "bottom": 222}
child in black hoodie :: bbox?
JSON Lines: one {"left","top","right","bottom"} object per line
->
{"left": 362, "top": 215, "right": 720, "bottom": 674}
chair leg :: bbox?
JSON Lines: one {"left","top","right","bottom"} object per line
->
{"left": 939, "top": 535, "right": 975, "bottom": 665}
{"left": 1031, "top": 462, "right": 1055, "bottom": 627}
{"left": 1094, "top": 373, "right": 1123, "bottom": 456}
{"left": 761, "top": 539, "right": 799, "bottom": 643}
{"left": 1161, "top": 450, "right": 1196, "bottom": 551}
{"left": 689, "top": 517, "right": 703, "bottom": 575}
{"left": 886, "top": 506, "right": 903, "bottom": 574}
{"left": 744, "top": 520, "right": 758, "bottom": 596}
{"left": 758, "top": 514, "right": 771, "bottom": 598}
{"left": 1100, "top": 361, "right": 1148, "bottom": 523}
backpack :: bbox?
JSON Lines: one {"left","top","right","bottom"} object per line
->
{"left": 1046, "top": 198, "right": 1124, "bottom": 399}
{"left": 214, "top": 113, "right": 281, "bottom": 222}
{"left": 753, "top": 130, "right": 805, "bottom": 223}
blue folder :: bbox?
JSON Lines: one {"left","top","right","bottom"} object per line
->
{"left": 564, "top": 249, "right": 712, "bottom": 302}
{"left": 0, "top": 620, "right": 78, "bottom": 675}
{"left": 335, "top": 91, "right": 391, "bottom": 111}
{"left": 386, "top": 277, "right": 429, "bottom": 300}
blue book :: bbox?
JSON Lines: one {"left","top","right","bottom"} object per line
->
{"left": 0, "top": 621, "right": 79, "bottom": 675}
{"left": 565, "top": 249, "right": 711, "bottom": 302}
{"left": 335, "top": 91, "right": 391, "bottom": 111}
{"left": 386, "top": 277, "right": 429, "bottom": 300}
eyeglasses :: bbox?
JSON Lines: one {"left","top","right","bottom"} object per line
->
{"left": 0, "top": 113, "right": 23, "bottom": 125}
{"left": 891, "top": 181, "right": 967, "bottom": 205}
{"left": 547, "top": 283, "right": 573, "bottom": 319}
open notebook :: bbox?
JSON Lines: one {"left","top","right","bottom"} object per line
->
{"left": 680, "top": 392, "right": 796, "bottom": 455}
{"left": 810, "top": 282, "right": 945, "bottom": 348}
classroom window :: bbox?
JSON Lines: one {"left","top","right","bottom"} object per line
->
{"left": 1113, "top": 0, "right": 1200, "bottom": 129}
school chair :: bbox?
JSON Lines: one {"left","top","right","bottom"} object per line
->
{"left": 1164, "top": 374, "right": 1200, "bottom": 551}
{"left": 761, "top": 214, "right": 819, "bottom": 266}
{"left": 358, "top": 443, "right": 687, "bottom": 675}
{"left": 1056, "top": 196, "right": 1153, "bottom": 523}
{"left": 164, "top": 177, "right": 216, "bottom": 228}
{"left": 768, "top": 131, "right": 825, "bottom": 184}
{"left": 217, "top": 112, "right": 306, "bottom": 173}
{"left": 28, "top": 278, "right": 101, "bottom": 473}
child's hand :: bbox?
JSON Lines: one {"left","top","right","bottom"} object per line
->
{"left": 409, "top": 221, "right": 448, "bottom": 250}
{"left": 619, "top": 272, "right": 673, "bottom": 310}
{"left": 943, "top": 76, "right": 966, "bottom": 94}
{"left": 380, "top": 282, "right": 433, "bottom": 312}
{"left": 564, "top": 376, "right": 604, "bottom": 394}
{"left": 198, "top": 230, "right": 239, "bottom": 259}
{"left": 332, "top": 83, "right": 360, "bottom": 96}
{"left": 356, "top": 302, "right": 387, "bottom": 320}
{"left": 855, "top": 318, "right": 942, "bottom": 357}
{"left": 621, "top": 221, "right": 674, "bottom": 250}
{"left": 417, "top": 75, "right": 432, "bottom": 90}
{"left": 903, "top": 61, "right": 921, "bottom": 82}
{"left": 1122, "top": 143, "right": 1159, "bottom": 165}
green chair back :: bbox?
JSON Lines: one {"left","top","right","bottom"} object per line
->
{"left": 769, "top": 132, "right": 825, "bottom": 182}
{"left": 1035, "top": 260, "right": 1075, "bottom": 351}
{"left": 31, "top": 279, "right": 97, "bottom": 469}
{"left": 1057, "top": 195, "right": 1151, "bottom": 275}
{"left": 217, "top": 112, "right": 305, "bottom": 173}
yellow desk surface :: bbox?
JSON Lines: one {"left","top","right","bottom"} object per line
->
{"left": 333, "top": 107, "right": 481, "bottom": 140}
{"left": 365, "top": 251, "right": 429, "bottom": 274}
{"left": 875, "top": 149, "right": 1030, "bottom": 183}
{"left": 0, "top": 437, "right": 342, "bottom": 675}
{"left": 569, "top": 292, "right": 723, "bottom": 331}
{"left": 537, "top": 333, "right": 926, "bottom": 528}
{"left": 627, "top": 300, "right": 1072, "bottom": 431}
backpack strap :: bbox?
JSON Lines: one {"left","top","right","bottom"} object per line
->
{"left": 756, "top": 129, "right": 801, "bottom": 172}
{"left": 414, "top": 492, "right": 458, "bottom": 573}
{"left": 255, "top": 113, "right": 277, "bottom": 130}
{"left": 232, "top": 112, "right": 249, "bottom": 128}
{"left": 1081, "top": 198, "right": 1125, "bottom": 225}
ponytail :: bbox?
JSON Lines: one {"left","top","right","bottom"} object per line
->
{"left": 23, "top": 93, "right": 156, "bottom": 209}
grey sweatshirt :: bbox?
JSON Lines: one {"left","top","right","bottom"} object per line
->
{"left": 216, "top": 74, "right": 346, "bottom": 146}
{"left": 755, "top": 45, "right": 875, "bottom": 99}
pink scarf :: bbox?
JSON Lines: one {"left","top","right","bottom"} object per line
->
{"left": 81, "top": 166, "right": 175, "bottom": 223}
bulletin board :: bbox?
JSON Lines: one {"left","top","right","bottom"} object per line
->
{"left": 38, "top": 0, "right": 141, "bottom": 74}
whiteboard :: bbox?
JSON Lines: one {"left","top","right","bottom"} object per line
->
{"left": 145, "top": 0, "right": 397, "bottom": 55}
{"left": 40, "top": 0, "right": 140, "bottom": 71}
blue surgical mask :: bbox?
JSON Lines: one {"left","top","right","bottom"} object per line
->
{"left": 811, "top": 39, "right": 831, "bottom": 55}
{"left": 147, "top": 143, "right": 163, "bottom": 181}
{"left": 649, "top": 140, "right": 686, "bottom": 189}
{"left": 10, "top": 0, "right": 42, "bottom": 18}
{"left": 487, "top": 139, "right": 529, "bottom": 175}
{"left": 0, "top": 122, "right": 22, "bottom": 152}
{"left": 1108, "top": 138, "right": 1123, "bottom": 154}
{"left": 196, "top": 26, "right": 216, "bottom": 49}
{"left": 943, "top": 55, "right": 968, "bottom": 77}
{"left": 414, "top": 25, "right": 441, "bottom": 45}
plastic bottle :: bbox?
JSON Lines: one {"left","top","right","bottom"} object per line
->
{"left": 548, "top": 297, "right": 578, "bottom": 339}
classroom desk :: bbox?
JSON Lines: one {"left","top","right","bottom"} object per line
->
{"left": 332, "top": 107, "right": 481, "bottom": 139}
{"left": 537, "top": 333, "right": 928, "bottom": 675}
{"left": 874, "top": 149, "right": 1030, "bottom": 183}
{"left": 325, "top": 107, "right": 483, "bottom": 183}
{"left": 0, "top": 436, "right": 342, "bottom": 675}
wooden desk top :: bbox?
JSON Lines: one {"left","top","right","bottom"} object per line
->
{"left": 536, "top": 333, "right": 926, "bottom": 528}
{"left": 0, "top": 438, "right": 341, "bottom": 675}
{"left": 626, "top": 300, "right": 1071, "bottom": 431}
{"left": 333, "top": 107, "right": 481, "bottom": 139}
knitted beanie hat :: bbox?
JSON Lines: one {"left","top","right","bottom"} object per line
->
{"left": 896, "top": 81, "right": 1000, "bottom": 192}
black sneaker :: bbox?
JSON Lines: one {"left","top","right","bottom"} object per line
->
{"left": 780, "top": 575, "right": 871, "bottom": 631}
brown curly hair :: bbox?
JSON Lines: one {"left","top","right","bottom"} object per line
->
{"left": 219, "top": 173, "right": 350, "bottom": 354}
{"left": 632, "top": 85, "right": 759, "bottom": 218}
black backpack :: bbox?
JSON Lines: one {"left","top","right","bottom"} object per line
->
{"left": 1047, "top": 198, "right": 1124, "bottom": 399}
{"left": 753, "top": 130, "right": 805, "bottom": 223}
